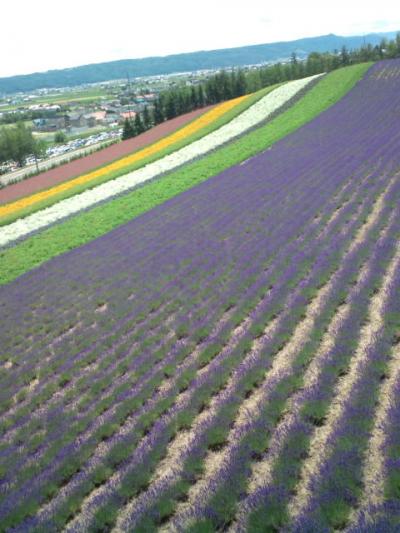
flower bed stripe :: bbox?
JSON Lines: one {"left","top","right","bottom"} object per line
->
{"left": 0, "top": 75, "right": 321, "bottom": 247}
{"left": 1, "top": 60, "right": 399, "bottom": 531}
{"left": 0, "top": 64, "right": 370, "bottom": 285}
{"left": 1, "top": 91, "right": 277, "bottom": 226}
{"left": 0, "top": 97, "right": 248, "bottom": 219}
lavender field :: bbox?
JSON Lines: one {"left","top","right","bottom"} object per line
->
{"left": 0, "top": 60, "right": 400, "bottom": 532}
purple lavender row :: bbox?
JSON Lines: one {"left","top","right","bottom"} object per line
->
{"left": 0, "top": 274, "right": 247, "bottom": 493}
{"left": 230, "top": 184, "right": 400, "bottom": 533}
{"left": 10, "top": 256, "right": 320, "bottom": 528}
{"left": 0, "top": 228, "right": 254, "bottom": 409}
{"left": 0, "top": 117, "right": 388, "bottom": 408}
{"left": 0, "top": 136, "right": 366, "bottom": 478}
{"left": 0, "top": 257, "right": 226, "bottom": 436}
{"left": 0, "top": 262, "right": 248, "bottom": 487}
{"left": 0, "top": 59, "right": 400, "bottom": 528}
{"left": 142, "top": 169, "right": 397, "bottom": 532}
{"left": 0, "top": 219, "right": 324, "bottom": 516}
{"left": 349, "top": 341, "right": 400, "bottom": 532}
{"left": 291, "top": 242, "right": 400, "bottom": 531}
{"left": 12, "top": 162, "right": 368, "bottom": 528}
{"left": 59, "top": 160, "right": 390, "bottom": 528}
{"left": 0, "top": 203, "right": 344, "bottom": 524}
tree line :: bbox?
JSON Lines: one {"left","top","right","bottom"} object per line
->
{"left": 3, "top": 33, "right": 400, "bottom": 162}
{"left": 122, "top": 32, "right": 400, "bottom": 140}
{"left": 122, "top": 69, "right": 248, "bottom": 140}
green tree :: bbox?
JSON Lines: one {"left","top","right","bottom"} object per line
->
{"left": 14, "top": 123, "right": 35, "bottom": 166}
{"left": 32, "top": 139, "right": 46, "bottom": 172}
{"left": 121, "top": 118, "right": 135, "bottom": 140}
{"left": 246, "top": 70, "right": 262, "bottom": 92}
{"left": 134, "top": 113, "right": 145, "bottom": 135}
{"left": 165, "top": 93, "right": 177, "bottom": 119}
{"left": 54, "top": 131, "right": 67, "bottom": 143}
{"left": 205, "top": 77, "right": 218, "bottom": 104}
{"left": 218, "top": 70, "right": 232, "bottom": 100}
{"left": 340, "top": 46, "right": 350, "bottom": 66}
{"left": 197, "top": 85, "right": 206, "bottom": 108}
{"left": 190, "top": 86, "right": 198, "bottom": 110}
{"left": 142, "top": 106, "right": 152, "bottom": 130}
{"left": 234, "top": 69, "right": 247, "bottom": 96}
{"left": 0, "top": 122, "right": 40, "bottom": 167}
{"left": 386, "top": 40, "right": 398, "bottom": 59}
{"left": 306, "top": 52, "right": 323, "bottom": 75}
{"left": 153, "top": 99, "right": 164, "bottom": 124}
{"left": 176, "top": 91, "right": 189, "bottom": 115}
{"left": 0, "top": 128, "right": 12, "bottom": 164}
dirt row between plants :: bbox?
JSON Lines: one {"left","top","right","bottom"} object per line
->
{"left": 0, "top": 106, "right": 215, "bottom": 205}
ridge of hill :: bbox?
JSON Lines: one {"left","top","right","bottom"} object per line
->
{"left": 0, "top": 32, "right": 396, "bottom": 93}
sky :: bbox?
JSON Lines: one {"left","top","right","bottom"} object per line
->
{"left": 1, "top": 0, "right": 400, "bottom": 78}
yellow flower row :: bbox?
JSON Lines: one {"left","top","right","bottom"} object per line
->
{"left": 0, "top": 95, "right": 249, "bottom": 219}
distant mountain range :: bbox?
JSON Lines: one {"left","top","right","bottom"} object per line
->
{"left": 0, "top": 32, "right": 397, "bottom": 94}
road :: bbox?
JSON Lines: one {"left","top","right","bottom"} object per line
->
{"left": 0, "top": 140, "right": 115, "bottom": 187}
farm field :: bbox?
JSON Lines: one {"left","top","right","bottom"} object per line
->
{"left": 0, "top": 64, "right": 367, "bottom": 283}
{"left": 0, "top": 60, "right": 399, "bottom": 532}
{"left": 0, "top": 88, "right": 108, "bottom": 113}
{"left": 0, "top": 106, "right": 217, "bottom": 204}
{"left": 0, "top": 78, "right": 305, "bottom": 227}
{"left": 0, "top": 81, "right": 282, "bottom": 220}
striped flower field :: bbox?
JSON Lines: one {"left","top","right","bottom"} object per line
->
{"left": 0, "top": 75, "right": 320, "bottom": 245}
{"left": 0, "top": 60, "right": 399, "bottom": 532}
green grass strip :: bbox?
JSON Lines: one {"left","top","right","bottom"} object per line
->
{"left": 0, "top": 63, "right": 372, "bottom": 285}
{"left": 0, "top": 86, "right": 277, "bottom": 227}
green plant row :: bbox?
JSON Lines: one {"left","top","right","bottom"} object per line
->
{"left": 0, "top": 63, "right": 372, "bottom": 285}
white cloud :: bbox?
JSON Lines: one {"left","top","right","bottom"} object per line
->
{"left": 1, "top": 0, "right": 399, "bottom": 78}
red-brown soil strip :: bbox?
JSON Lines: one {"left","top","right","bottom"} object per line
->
{"left": 0, "top": 106, "right": 215, "bottom": 205}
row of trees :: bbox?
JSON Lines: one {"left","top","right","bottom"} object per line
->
{"left": 122, "top": 70, "right": 248, "bottom": 140}
{"left": 122, "top": 32, "right": 400, "bottom": 141}
{"left": 7, "top": 33, "right": 400, "bottom": 151}
{"left": 239, "top": 34, "right": 400, "bottom": 91}
{"left": 0, "top": 122, "right": 44, "bottom": 168}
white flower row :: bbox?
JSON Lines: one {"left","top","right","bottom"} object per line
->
{"left": 0, "top": 74, "right": 322, "bottom": 248}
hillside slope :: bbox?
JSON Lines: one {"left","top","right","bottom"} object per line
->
{"left": 0, "top": 64, "right": 369, "bottom": 282}
{"left": 0, "top": 60, "right": 399, "bottom": 531}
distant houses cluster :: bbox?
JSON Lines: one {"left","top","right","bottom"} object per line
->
{"left": 30, "top": 94, "right": 157, "bottom": 133}
{"left": 0, "top": 69, "right": 216, "bottom": 138}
